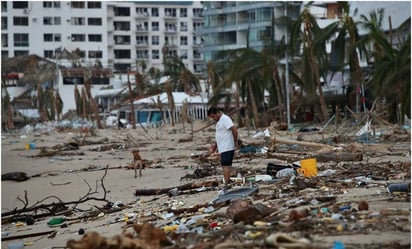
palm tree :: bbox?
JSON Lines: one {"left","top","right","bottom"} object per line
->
{"left": 219, "top": 48, "right": 271, "bottom": 127}
{"left": 367, "top": 19, "right": 411, "bottom": 123}
{"left": 330, "top": 2, "right": 368, "bottom": 113}
{"left": 290, "top": 5, "right": 338, "bottom": 122}
{"left": 163, "top": 56, "right": 201, "bottom": 94}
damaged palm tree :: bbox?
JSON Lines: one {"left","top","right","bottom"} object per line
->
{"left": 1, "top": 85, "right": 15, "bottom": 130}
{"left": 165, "top": 80, "right": 176, "bottom": 126}
{"left": 127, "top": 71, "right": 136, "bottom": 129}
{"left": 84, "top": 78, "right": 103, "bottom": 129}
{"left": 54, "top": 90, "right": 63, "bottom": 121}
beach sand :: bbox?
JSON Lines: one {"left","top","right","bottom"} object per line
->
{"left": 1, "top": 120, "right": 410, "bottom": 248}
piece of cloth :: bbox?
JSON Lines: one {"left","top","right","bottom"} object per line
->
{"left": 215, "top": 113, "right": 235, "bottom": 153}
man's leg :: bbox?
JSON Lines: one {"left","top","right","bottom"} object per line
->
{"left": 222, "top": 165, "right": 230, "bottom": 184}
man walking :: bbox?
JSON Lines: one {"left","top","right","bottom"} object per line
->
{"left": 207, "top": 107, "right": 238, "bottom": 186}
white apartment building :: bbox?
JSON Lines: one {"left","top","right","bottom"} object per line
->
{"left": 1, "top": 1, "right": 205, "bottom": 115}
{"left": 1, "top": 1, "right": 205, "bottom": 74}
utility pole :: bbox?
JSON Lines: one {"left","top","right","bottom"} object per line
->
{"left": 285, "top": 3, "right": 291, "bottom": 127}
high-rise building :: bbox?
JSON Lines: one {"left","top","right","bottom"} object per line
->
{"left": 199, "top": 1, "right": 301, "bottom": 62}
{"left": 1, "top": 1, "right": 205, "bottom": 75}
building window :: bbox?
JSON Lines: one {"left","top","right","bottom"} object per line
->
{"left": 88, "top": 18, "right": 102, "bottom": 26}
{"left": 88, "top": 50, "right": 102, "bottom": 59}
{"left": 12, "top": 2, "right": 28, "bottom": 9}
{"left": 2, "top": 34, "right": 8, "bottom": 47}
{"left": 114, "top": 64, "right": 130, "bottom": 72}
{"left": 43, "top": 2, "right": 53, "bottom": 8}
{"left": 2, "top": 2, "right": 7, "bottom": 12}
{"left": 114, "top": 21, "right": 130, "bottom": 31}
{"left": 152, "top": 35, "right": 159, "bottom": 45}
{"left": 44, "top": 33, "right": 53, "bottom": 42}
{"left": 114, "top": 35, "right": 130, "bottom": 45}
{"left": 1, "top": 17, "right": 7, "bottom": 30}
{"left": 180, "top": 50, "right": 188, "bottom": 59}
{"left": 165, "top": 8, "right": 176, "bottom": 17}
{"left": 136, "top": 36, "right": 148, "bottom": 45}
{"left": 194, "top": 63, "right": 204, "bottom": 73}
{"left": 136, "top": 50, "right": 148, "bottom": 59}
{"left": 180, "top": 8, "right": 187, "bottom": 17}
{"left": 165, "top": 22, "right": 177, "bottom": 32}
{"left": 136, "top": 7, "right": 148, "bottom": 16}
{"left": 2, "top": 51, "right": 8, "bottom": 58}
{"left": 54, "top": 17, "right": 61, "bottom": 25}
{"left": 71, "top": 17, "right": 85, "bottom": 25}
{"left": 13, "top": 17, "right": 28, "bottom": 26}
{"left": 44, "top": 50, "right": 53, "bottom": 58}
{"left": 87, "top": 2, "right": 101, "bottom": 8}
{"left": 114, "top": 49, "right": 131, "bottom": 59}
{"left": 54, "top": 34, "right": 61, "bottom": 41}
{"left": 15, "top": 50, "right": 29, "bottom": 56}
{"left": 193, "top": 8, "right": 203, "bottom": 17}
{"left": 63, "top": 76, "right": 84, "bottom": 85}
{"left": 180, "top": 22, "right": 188, "bottom": 31}
{"left": 71, "top": 1, "right": 85, "bottom": 8}
{"left": 152, "top": 50, "right": 159, "bottom": 59}
{"left": 151, "top": 22, "right": 159, "bottom": 31}
{"left": 180, "top": 36, "right": 188, "bottom": 45}
{"left": 71, "top": 34, "right": 85, "bottom": 42}
{"left": 193, "top": 49, "right": 201, "bottom": 59}
{"left": 43, "top": 1, "right": 60, "bottom": 8}
{"left": 151, "top": 8, "right": 158, "bottom": 17}
{"left": 193, "top": 22, "right": 202, "bottom": 32}
{"left": 136, "top": 22, "right": 148, "bottom": 31}
{"left": 43, "top": 17, "right": 52, "bottom": 25}
{"left": 13, "top": 33, "right": 29, "bottom": 47}
{"left": 88, "top": 34, "right": 102, "bottom": 42}
{"left": 167, "top": 49, "right": 177, "bottom": 57}
{"left": 114, "top": 7, "right": 130, "bottom": 16}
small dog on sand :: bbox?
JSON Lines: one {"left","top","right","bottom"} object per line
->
{"left": 131, "top": 149, "right": 143, "bottom": 178}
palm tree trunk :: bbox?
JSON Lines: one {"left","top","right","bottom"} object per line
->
{"left": 127, "top": 73, "right": 136, "bottom": 129}
{"left": 84, "top": 79, "right": 103, "bottom": 129}
{"left": 247, "top": 80, "right": 259, "bottom": 127}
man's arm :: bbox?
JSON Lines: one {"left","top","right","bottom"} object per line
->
{"left": 230, "top": 126, "right": 238, "bottom": 148}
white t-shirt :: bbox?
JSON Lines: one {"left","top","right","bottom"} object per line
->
{"left": 215, "top": 113, "right": 235, "bottom": 153}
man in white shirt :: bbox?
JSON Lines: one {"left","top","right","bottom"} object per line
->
{"left": 207, "top": 107, "right": 238, "bottom": 186}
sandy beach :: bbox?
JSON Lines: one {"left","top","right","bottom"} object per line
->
{"left": 1, "top": 120, "right": 410, "bottom": 249}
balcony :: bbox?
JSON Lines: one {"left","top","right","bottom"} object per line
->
{"left": 135, "top": 13, "right": 149, "bottom": 19}
{"left": 135, "top": 41, "right": 149, "bottom": 48}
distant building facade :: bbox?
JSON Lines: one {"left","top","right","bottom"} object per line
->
{"left": 1, "top": 1, "right": 205, "bottom": 75}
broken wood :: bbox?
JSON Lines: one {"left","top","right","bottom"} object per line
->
{"left": 316, "top": 152, "right": 363, "bottom": 162}
{"left": 134, "top": 180, "right": 219, "bottom": 196}
{"left": 1, "top": 230, "right": 56, "bottom": 241}
{"left": 273, "top": 136, "right": 334, "bottom": 151}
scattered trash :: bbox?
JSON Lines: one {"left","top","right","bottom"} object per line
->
{"left": 211, "top": 187, "right": 258, "bottom": 204}
{"left": 297, "top": 158, "right": 317, "bottom": 177}
{"left": 387, "top": 182, "right": 410, "bottom": 193}
{"left": 276, "top": 168, "right": 296, "bottom": 178}
{"left": 47, "top": 217, "right": 66, "bottom": 227}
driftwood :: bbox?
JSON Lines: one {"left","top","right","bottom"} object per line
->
{"left": 316, "top": 152, "right": 363, "bottom": 162}
{"left": 274, "top": 136, "right": 334, "bottom": 150}
{"left": 1, "top": 230, "right": 57, "bottom": 241}
{"left": 1, "top": 166, "right": 111, "bottom": 224}
{"left": 29, "top": 150, "right": 85, "bottom": 158}
{"left": 89, "top": 143, "right": 126, "bottom": 152}
{"left": 134, "top": 180, "right": 219, "bottom": 196}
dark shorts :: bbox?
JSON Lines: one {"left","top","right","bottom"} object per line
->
{"left": 220, "top": 150, "right": 235, "bottom": 166}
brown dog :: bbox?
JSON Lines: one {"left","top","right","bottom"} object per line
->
{"left": 132, "top": 149, "right": 143, "bottom": 178}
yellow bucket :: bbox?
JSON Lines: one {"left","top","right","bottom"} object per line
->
{"left": 297, "top": 158, "right": 317, "bottom": 177}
